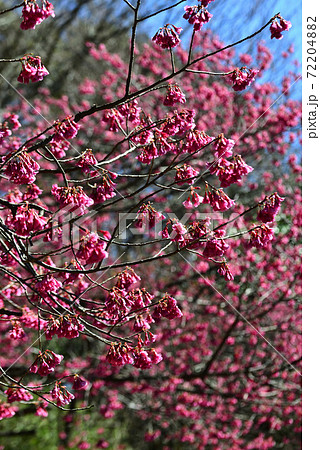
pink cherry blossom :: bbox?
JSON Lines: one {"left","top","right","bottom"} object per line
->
{"left": 3, "top": 151, "right": 40, "bottom": 184}
{"left": 249, "top": 224, "right": 275, "bottom": 248}
{"left": 270, "top": 16, "right": 292, "bottom": 40}
{"left": 6, "top": 205, "right": 47, "bottom": 236}
{"left": 175, "top": 164, "right": 199, "bottom": 185}
{"left": 20, "top": 0, "right": 55, "bottom": 30}
{"left": 77, "top": 233, "right": 108, "bottom": 265}
{"left": 257, "top": 192, "right": 285, "bottom": 223}
{"left": 52, "top": 184, "right": 94, "bottom": 215}
{"left": 17, "top": 55, "right": 49, "bottom": 83}
{"left": 5, "top": 387, "right": 33, "bottom": 403}
{"left": 163, "top": 83, "right": 186, "bottom": 106}
{"left": 229, "top": 67, "right": 259, "bottom": 91}
{"left": 152, "top": 24, "right": 182, "bottom": 49}
{"left": 183, "top": 5, "right": 213, "bottom": 31}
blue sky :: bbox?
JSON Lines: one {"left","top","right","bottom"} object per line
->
{"left": 135, "top": 0, "right": 301, "bottom": 94}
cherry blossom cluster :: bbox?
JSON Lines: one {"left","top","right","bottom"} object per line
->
{"left": 102, "top": 100, "right": 141, "bottom": 131}
{"left": 20, "top": 0, "right": 55, "bottom": 30}
{"left": 3, "top": 151, "right": 40, "bottom": 184}
{"left": 0, "top": 114, "right": 21, "bottom": 144}
{"left": 207, "top": 155, "right": 254, "bottom": 187}
{"left": 90, "top": 171, "right": 118, "bottom": 203}
{"left": 51, "top": 184, "right": 94, "bottom": 215}
{"left": 53, "top": 115, "right": 80, "bottom": 142}
{"left": 203, "top": 231, "right": 229, "bottom": 258}
{"left": 135, "top": 203, "right": 165, "bottom": 228}
{"left": 51, "top": 382, "right": 75, "bottom": 406}
{"left": 163, "top": 83, "right": 186, "bottom": 106}
{"left": 34, "top": 274, "right": 62, "bottom": 296}
{"left": 30, "top": 350, "right": 64, "bottom": 376}
{"left": 0, "top": 1, "right": 299, "bottom": 446}
{"left": 76, "top": 233, "right": 108, "bottom": 265}
{"left": 106, "top": 342, "right": 162, "bottom": 370}
{"left": 175, "top": 164, "right": 199, "bottom": 185}
{"left": 228, "top": 67, "right": 259, "bottom": 92}
{"left": 5, "top": 387, "right": 33, "bottom": 403}
{"left": 6, "top": 204, "right": 47, "bottom": 236}
{"left": 45, "top": 315, "right": 85, "bottom": 339}
{"left": 257, "top": 192, "right": 285, "bottom": 223}
{"left": 152, "top": 24, "right": 182, "bottom": 49}
{"left": 249, "top": 224, "right": 274, "bottom": 248}
{"left": 183, "top": 5, "right": 213, "bottom": 31}
{"left": 153, "top": 294, "right": 183, "bottom": 320}
{"left": 17, "top": 55, "right": 49, "bottom": 84}
{"left": 270, "top": 15, "right": 292, "bottom": 40}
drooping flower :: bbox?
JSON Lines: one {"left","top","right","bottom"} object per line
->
{"left": 202, "top": 185, "right": 235, "bottom": 211}
{"left": 52, "top": 116, "right": 80, "bottom": 142}
{"left": 52, "top": 184, "right": 94, "bottom": 215}
{"left": 5, "top": 387, "right": 33, "bottom": 403}
{"left": 76, "top": 148, "right": 98, "bottom": 175}
{"left": 217, "top": 262, "right": 234, "bottom": 281}
{"left": 211, "top": 134, "right": 235, "bottom": 159}
{"left": 0, "top": 402, "right": 17, "bottom": 420}
{"left": 45, "top": 315, "right": 84, "bottom": 340}
{"left": 183, "top": 187, "right": 203, "bottom": 208}
{"left": 183, "top": 5, "right": 212, "bottom": 31}
{"left": 35, "top": 401, "right": 48, "bottom": 417}
{"left": 270, "top": 16, "right": 292, "bottom": 40}
{"left": 137, "top": 129, "right": 173, "bottom": 164}
{"left": 133, "top": 314, "right": 152, "bottom": 332}
{"left": 0, "top": 122, "right": 12, "bottom": 144}
{"left": 184, "top": 129, "right": 213, "bottom": 153}
{"left": 135, "top": 203, "right": 165, "bottom": 229}
{"left": 249, "top": 224, "right": 275, "bottom": 248}
{"left": 48, "top": 139, "right": 70, "bottom": 158}
{"left": 30, "top": 350, "right": 64, "bottom": 376}
{"left": 171, "top": 221, "right": 188, "bottom": 243}
{"left": 22, "top": 183, "right": 43, "bottom": 200}
{"left": 77, "top": 233, "right": 108, "bottom": 265}
{"left": 162, "top": 109, "right": 196, "bottom": 136}
{"left": 0, "top": 114, "right": 20, "bottom": 145}
{"left": 130, "top": 121, "right": 153, "bottom": 146}
{"left": 148, "top": 348, "right": 163, "bottom": 364}
{"left": 35, "top": 275, "right": 62, "bottom": 295}
{"left": 3, "top": 113, "right": 21, "bottom": 130}
{"left": 175, "top": 164, "right": 199, "bottom": 185}
{"left": 163, "top": 83, "right": 186, "bottom": 106}
{"left": 106, "top": 343, "right": 134, "bottom": 367}
{"left": 228, "top": 67, "right": 259, "bottom": 92}
{"left": 207, "top": 155, "right": 253, "bottom": 187}
{"left": 185, "top": 219, "right": 211, "bottom": 249}
{"left": 126, "top": 288, "right": 154, "bottom": 310}
{"left": 90, "top": 171, "right": 118, "bottom": 203}
{"left": 6, "top": 205, "right": 47, "bottom": 236}
{"left": 117, "top": 99, "right": 141, "bottom": 125}
{"left": 203, "top": 236, "right": 229, "bottom": 258}
{"left": 152, "top": 24, "right": 182, "bottom": 49}
{"left": 105, "top": 287, "right": 133, "bottom": 316}
{"left": 257, "top": 192, "right": 285, "bottom": 223}
{"left": 3, "top": 151, "right": 40, "bottom": 184}
{"left": 20, "top": 0, "right": 55, "bottom": 30}
{"left": 17, "top": 55, "right": 49, "bottom": 83}
{"left": 51, "top": 382, "right": 75, "bottom": 406}
{"left": 72, "top": 374, "right": 88, "bottom": 391}
{"left": 153, "top": 294, "right": 183, "bottom": 320}
{"left": 132, "top": 348, "right": 153, "bottom": 369}
{"left": 8, "top": 322, "right": 25, "bottom": 340}
{"left": 102, "top": 108, "right": 124, "bottom": 132}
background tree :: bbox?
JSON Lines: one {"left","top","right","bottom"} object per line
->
{"left": 0, "top": 1, "right": 301, "bottom": 449}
